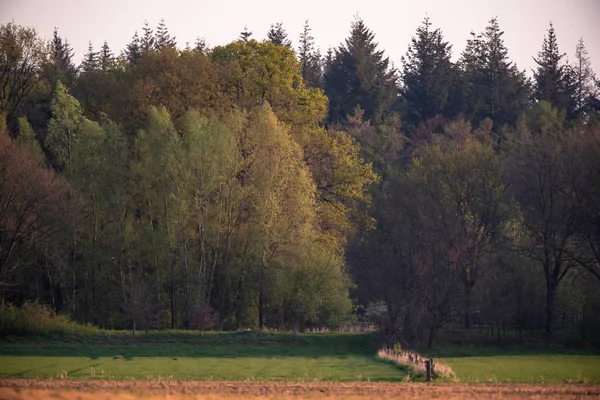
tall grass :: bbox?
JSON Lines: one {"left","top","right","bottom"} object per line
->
{"left": 0, "top": 301, "right": 100, "bottom": 336}
{"left": 377, "top": 349, "right": 455, "bottom": 380}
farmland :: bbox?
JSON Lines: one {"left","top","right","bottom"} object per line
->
{"left": 1, "top": 332, "right": 600, "bottom": 399}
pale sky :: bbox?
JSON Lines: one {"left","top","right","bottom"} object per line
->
{"left": 1, "top": 0, "right": 599, "bottom": 77}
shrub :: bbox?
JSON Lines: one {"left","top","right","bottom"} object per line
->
{"left": 0, "top": 301, "right": 100, "bottom": 336}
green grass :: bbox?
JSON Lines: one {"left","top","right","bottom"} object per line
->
{"left": 439, "top": 354, "right": 600, "bottom": 383}
{"left": 0, "top": 331, "right": 406, "bottom": 381}
{"left": 1, "top": 330, "right": 599, "bottom": 383}
{"left": 422, "top": 344, "right": 600, "bottom": 383}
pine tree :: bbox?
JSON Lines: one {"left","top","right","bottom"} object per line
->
{"left": 323, "top": 16, "right": 398, "bottom": 123}
{"left": 194, "top": 37, "right": 207, "bottom": 53}
{"left": 80, "top": 41, "right": 99, "bottom": 73}
{"left": 126, "top": 31, "right": 142, "bottom": 66}
{"left": 99, "top": 41, "right": 114, "bottom": 71}
{"left": 533, "top": 23, "right": 575, "bottom": 115}
{"left": 298, "top": 20, "right": 322, "bottom": 88}
{"left": 155, "top": 19, "right": 177, "bottom": 51}
{"left": 140, "top": 20, "right": 155, "bottom": 54}
{"left": 572, "top": 38, "right": 597, "bottom": 117}
{"left": 239, "top": 26, "right": 252, "bottom": 42}
{"left": 267, "top": 22, "right": 291, "bottom": 46}
{"left": 47, "top": 28, "right": 77, "bottom": 87}
{"left": 401, "top": 17, "right": 456, "bottom": 126}
{"left": 458, "top": 18, "right": 529, "bottom": 130}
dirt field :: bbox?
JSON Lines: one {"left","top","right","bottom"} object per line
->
{"left": 0, "top": 379, "right": 599, "bottom": 399}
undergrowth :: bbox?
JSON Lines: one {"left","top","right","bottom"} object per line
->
{"left": 377, "top": 349, "right": 455, "bottom": 380}
{"left": 0, "top": 301, "right": 100, "bottom": 336}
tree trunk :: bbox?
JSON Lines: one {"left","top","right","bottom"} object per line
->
{"left": 545, "top": 278, "right": 556, "bottom": 336}
{"left": 258, "top": 257, "right": 265, "bottom": 329}
{"left": 183, "top": 247, "right": 190, "bottom": 330}
{"left": 171, "top": 258, "right": 176, "bottom": 329}
{"left": 219, "top": 185, "right": 233, "bottom": 330}
{"left": 427, "top": 324, "right": 438, "bottom": 349}
{"left": 464, "top": 283, "right": 472, "bottom": 329}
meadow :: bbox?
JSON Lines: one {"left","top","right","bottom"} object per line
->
{"left": 0, "top": 331, "right": 599, "bottom": 384}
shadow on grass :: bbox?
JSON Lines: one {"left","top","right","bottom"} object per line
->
{"left": 0, "top": 332, "right": 385, "bottom": 360}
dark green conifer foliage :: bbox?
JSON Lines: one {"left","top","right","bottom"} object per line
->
{"left": 99, "top": 41, "right": 114, "bottom": 71}
{"left": 401, "top": 17, "right": 456, "bottom": 126}
{"left": 323, "top": 17, "right": 398, "bottom": 123}
{"left": 140, "top": 20, "right": 155, "bottom": 54}
{"left": 47, "top": 28, "right": 77, "bottom": 87}
{"left": 80, "top": 41, "right": 99, "bottom": 73}
{"left": 533, "top": 23, "right": 576, "bottom": 116}
{"left": 155, "top": 19, "right": 177, "bottom": 51}
{"left": 126, "top": 31, "right": 142, "bottom": 66}
{"left": 239, "top": 26, "right": 252, "bottom": 42}
{"left": 459, "top": 18, "right": 529, "bottom": 130}
{"left": 194, "top": 37, "right": 207, "bottom": 53}
{"left": 267, "top": 22, "right": 291, "bottom": 46}
{"left": 298, "top": 20, "right": 322, "bottom": 88}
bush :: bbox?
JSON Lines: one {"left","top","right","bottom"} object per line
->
{"left": 0, "top": 301, "right": 100, "bottom": 336}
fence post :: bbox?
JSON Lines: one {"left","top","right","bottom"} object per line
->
{"left": 425, "top": 359, "right": 432, "bottom": 382}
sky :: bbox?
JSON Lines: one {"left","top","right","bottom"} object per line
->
{"left": 1, "top": 0, "right": 599, "bottom": 77}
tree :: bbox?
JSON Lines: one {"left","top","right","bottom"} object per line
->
{"left": 401, "top": 17, "right": 456, "bottom": 127}
{"left": 239, "top": 26, "right": 252, "bottom": 42}
{"left": 267, "top": 22, "right": 291, "bottom": 46}
{"left": 412, "top": 129, "right": 507, "bottom": 329}
{"left": 508, "top": 113, "right": 588, "bottom": 335}
{"left": 140, "top": 21, "right": 155, "bottom": 55}
{"left": 0, "top": 128, "right": 71, "bottom": 291}
{"left": 194, "top": 37, "right": 207, "bottom": 54}
{"left": 211, "top": 40, "right": 327, "bottom": 128}
{"left": 45, "top": 81, "right": 84, "bottom": 169}
{"left": 459, "top": 18, "right": 529, "bottom": 130}
{"left": 323, "top": 17, "right": 399, "bottom": 123}
{"left": 572, "top": 38, "right": 597, "bottom": 118}
{"left": 80, "top": 42, "right": 99, "bottom": 73}
{"left": 155, "top": 19, "right": 176, "bottom": 51}
{"left": 0, "top": 23, "right": 47, "bottom": 124}
{"left": 16, "top": 116, "right": 43, "bottom": 160}
{"left": 46, "top": 28, "right": 76, "bottom": 88}
{"left": 125, "top": 31, "right": 142, "bottom": 66}
{"left": 298, "top": 20, "right": 322, "bottom": 88}
{"left": 99, "top": 41, "right": 115, "bottom": 71}
{"left": 533, "top": 23, "right": 575, "bottom": 117}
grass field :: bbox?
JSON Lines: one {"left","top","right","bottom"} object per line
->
{"left": 0, "top": 332, "right": 407, "bottom": 382}
{"left": 0, "top": 331, "right": 599, "bottom": 383}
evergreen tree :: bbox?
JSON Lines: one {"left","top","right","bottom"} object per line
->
{"left": 401, "top": 17, "right": 456, "bottom": 126}
{"left": 533, "top": 23, "right": 575, "bottom": 116}
{"left": 267, "top": 22, "right": 291, "bottom": 46}
{"left": 459, "top": 18, "right": 529, "bottom": 130}
{"left": 239, "top": 26, "right": 252, "bottom": 42}
{"left": 298, "top": 20, "right": 322, "bottom": 88}
{"left": 194, "top": 37, "right": 207, "bottom": 53}
{"left": 323, "top": 17, "right": 398, "bottom": 123}
{"left": 99, "top": 41, "right": 114, "bottom": 71}
{"left": 47, "top": 28, "right": 76, "bottom": 87}
{"left": 80, "top": 41, "right": 99, "bottom": 73}
{"left": 155, "top": 19, "right": 177, "bottom": 51}
{"left": 140, "top": 20, "right": 155, "bottom": 54}
{"left": 125, "top": 31, "right": 142, "bottom": 66}
{"left": 572, "top": 38, "right": 597, "bottom": 117}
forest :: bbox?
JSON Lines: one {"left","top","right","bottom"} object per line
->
{"left": 1, "top": 15, "right": 600, "bottom": 348}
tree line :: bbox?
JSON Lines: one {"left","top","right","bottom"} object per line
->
{"left": 1, "top": 16, "right": 599, "bottom": 343}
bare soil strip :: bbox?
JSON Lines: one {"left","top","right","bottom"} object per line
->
{"left": 0, "top": 379, "right": 599, "bottom": 399}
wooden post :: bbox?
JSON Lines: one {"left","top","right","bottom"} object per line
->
{"left": 425, "top": 359, "right": 431, "bottom": 382}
